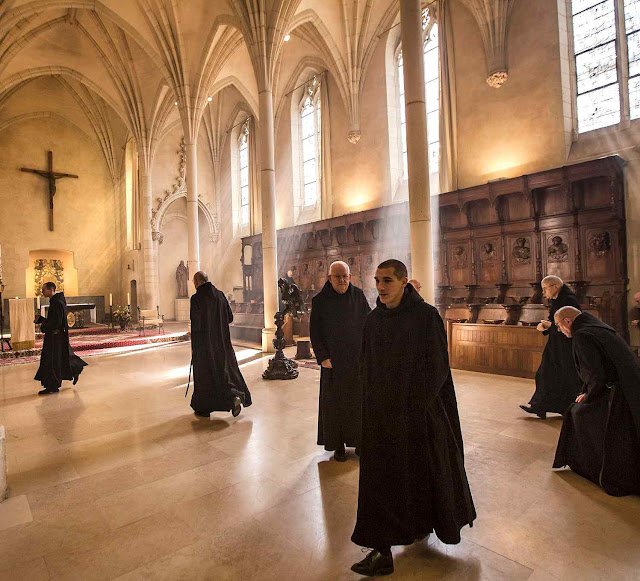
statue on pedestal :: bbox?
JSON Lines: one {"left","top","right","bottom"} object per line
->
{"left": 176, "top": 260, "right": 189, "bottom": 298}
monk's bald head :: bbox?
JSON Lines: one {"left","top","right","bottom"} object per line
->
{"left": 328, "top": 261, "right": 350, "bottom": 294}
{"left": 193, "top": 271, "right": 208, "bottom": 288}
{"left": 554, "top": 306, "right": 582, "bottom": 338}
{"left": 634, "top": 291, "right": 640, "bottom": 305}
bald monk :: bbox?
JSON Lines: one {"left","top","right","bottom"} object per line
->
{"left": 310, "top": 260, "right": 371, "bottom": 461}
{"left": 189, "top": 271, "right": 252, "bottom": 418}
{"left": 520, "top": 275, "right": 581, "bottom": 419}
{"left": 631, "top": 291, "right": 640, "bottom": 328}
{"left": 553, "top": 307, "right": 640, "bottom": 496}
{"left": 408, "top": 279, "right": 422, "bottom": 294}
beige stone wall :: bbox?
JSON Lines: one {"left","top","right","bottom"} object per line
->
{"left": 0, "top": 115, "right": 122, "bottom": 306}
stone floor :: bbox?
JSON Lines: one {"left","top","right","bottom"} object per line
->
{"left": 0, "top": 343, "right": 639, "bottom": 580}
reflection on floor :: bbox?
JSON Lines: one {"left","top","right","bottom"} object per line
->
{"left": 0, "top": 343, "right": 639, "bottom": 580}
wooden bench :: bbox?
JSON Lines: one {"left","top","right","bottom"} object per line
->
{"left": 137, "top": 307, "right": 165, "bottom": 336}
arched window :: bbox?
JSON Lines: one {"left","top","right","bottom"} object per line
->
{"left": 300, "top": 75, "right": 322, "bottom": 209}
{"left": 570, "top": 0, "right": 640, "bottom": 132}
{"left": 238, "top": 118, "right": 250, "bottom": 226}
{"left": 397, "top": 8, "right": 440, "bottom": 195}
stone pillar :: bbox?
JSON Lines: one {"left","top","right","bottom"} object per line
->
{"left": 258, "top": 87, "right": 279, "bottom": 352}
{"left": 0, "top": 425, "right": 6, "bottom": 501}
{"left": 185, "top": 142, "right": 200, "bottom": 288}
{"left": 400, "top": 0, "right": 435, "bottom": 303}
{"left": 140, "top": 168, "right": 159, "bottom": 309}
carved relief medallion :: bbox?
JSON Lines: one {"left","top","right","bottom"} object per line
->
{"left": 512, "top": 238, "right": 531, "bottom": 263}
{"left": 588, "top": 231, "right": 611, "bottom": 258}
{"left": 547, "top": 236, "right": 569, "bottom": 263}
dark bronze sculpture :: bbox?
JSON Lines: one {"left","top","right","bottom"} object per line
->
{"left": 263, "top": 278, "right": 308, "bottom": 380}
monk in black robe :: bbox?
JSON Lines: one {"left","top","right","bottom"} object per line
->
{"left": 34, "top": 282, "right": 87, "bottom": 395}
{"left": 521, "top": 276, "right": 581, "bottom": 419}
{"left": 190, "top": 271, "right": 252, "bottom": 418}
{"left": 310, "top": 260, "right": 370, "bottom": 461}
{"left": 553, "top": 307, "right": 640, "bottom": 496}
{"left": 351, "top": 260, "right": 475, "bottom": 577}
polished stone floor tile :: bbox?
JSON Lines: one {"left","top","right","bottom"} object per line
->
{"left": 1, "top": 343, "right": 639, "bottom": 580}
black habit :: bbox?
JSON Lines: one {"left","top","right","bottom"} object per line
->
{"left": 351, "top": 285, "right": 476, "bottom": 549}
{"left": 310, "top": 281, "right": 371, "bottom": 450}
{"left": 34, "top": 292, "right": 87, "bottom": 389}
{"left": 553, "top": 312, "right": 640, "bottom": 496}
{"left": 528, "top": 284, "right": 582, "bottom": 414}
{"left": 190, "top": 282, "right": 252, "bottom": 414}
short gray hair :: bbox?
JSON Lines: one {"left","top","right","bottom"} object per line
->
{"left": 542, "top": 275, "right": 563, "bottom": 288}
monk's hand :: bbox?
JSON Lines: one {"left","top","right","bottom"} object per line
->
{"left": 633, "top": 320, "right": 639, "bottom": 327}
{"left": 321, "top": 359, "right": 333, "bottom": 369}
{"left": 536, "top": 321, "right": 551, "bottom": 332}
{"left": 576, "top": 393, "right": 587, "bottom": 403}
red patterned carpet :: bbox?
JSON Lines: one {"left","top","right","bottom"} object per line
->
{"left": 0, "top": 326, "right": 188, "bottom": 366}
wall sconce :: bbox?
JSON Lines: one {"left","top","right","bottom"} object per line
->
{"left": 127, "top": 261, "right": 135, "bottom": 271}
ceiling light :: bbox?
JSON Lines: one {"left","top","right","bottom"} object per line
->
{"left": 207, "top": 96, "right": 212, "bottom": 102}
{"left": 174, "top": 101, "right": 178, "bottom": 106}
{"left": 284, "top": 34, "right": 291, "bottom": 41}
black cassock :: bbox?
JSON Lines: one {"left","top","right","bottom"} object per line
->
{"left": 34, "top": 292, "right": 87, "bottom": 389}
{"left": 528, "top": 284, "right": 582, "bottom": 414}
{"left": 352, "top": 285, "right": 476, "bottom": 549}
{"left": 310, "top": 281, "right": 371, "bottom": 450}
{"left": 553, "top": 312, "right": 640, "bottom": 496}
{"left": 190, "top": 282, "right": 252, "bottom": 413}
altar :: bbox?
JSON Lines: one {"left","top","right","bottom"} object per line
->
{"left": 41, "top": 302, "right": 96, "bottom": 328}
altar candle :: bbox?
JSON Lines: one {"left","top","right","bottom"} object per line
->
{"left": 127, "top": 293, "right": 130, "bottom": 305}
{"left": 36, "top": 296, "right": 40, "bottom": 309}
{"left": 109, "top": 293, "right": 113, "bottom": 307}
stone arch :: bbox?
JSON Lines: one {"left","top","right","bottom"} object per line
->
{"left": 152, "top": 194, "right": 219, "bottom": 245}
{"left": 208, "top": 76, "right": 259, "bottom": 121}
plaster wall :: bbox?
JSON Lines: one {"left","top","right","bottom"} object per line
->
{"left": 0, "top": 82, "right": 122, "bottom": 306}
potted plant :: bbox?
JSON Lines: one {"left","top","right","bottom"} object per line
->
{"left": 113, "top": 306, "right": 131, "bottom": 331}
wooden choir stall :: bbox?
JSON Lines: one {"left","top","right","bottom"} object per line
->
{"left": 239, "top": 156, "right": 627, "bottom": 378}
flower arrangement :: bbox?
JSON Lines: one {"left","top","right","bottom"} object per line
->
{"left": 113, "top": 306, "right": 131, "bottom": 330}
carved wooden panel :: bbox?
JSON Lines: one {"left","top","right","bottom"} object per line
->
{"left": 506, "top": 235, "right": 535, "bottom": 282}
{"left": 584, "top": 226, "right": 616, "bottom": 280}
{"left": 543, "top": 230, "right": 572, "bottom": 280}
{"left": 449, "top": 322, "right": 546, "bottom": 379}
{"left": 476, "top": 237, "right": 501, "bottom": 284}
{"left": 448, "top": 241, "right": 472, "bottom": 286}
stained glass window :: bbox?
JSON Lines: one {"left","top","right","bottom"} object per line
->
{"left": 398, "top": 8, "right": 440, "bottom": 193}
{"left": 625, "top": 0, "right": 640, "bottom": 118}
{"left": 239, "top": 119, "right": 250, "bottom": 226}
{"left": 300, "top": 76, "right": 321, "bottom": 208}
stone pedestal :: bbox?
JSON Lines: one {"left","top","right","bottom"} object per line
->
{"left": 174, "top": 298, "right": 190, "bottom": 322}
{"left": 9, "top": 299, "right": 35, "bottom": 351}
{"left": 0, "top": 425, "right": 6, "bottom": 501}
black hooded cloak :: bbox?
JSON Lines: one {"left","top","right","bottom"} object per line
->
{"left": 310, "top": 281, "right": 371, "bottom": 450}
{"left": 34, "top": 292, "right": 87, "bottom": 389}
{"left": 190, "top": 282, "right": 252, "bottom": 413}
{"left": 528, "top": 284, "right": 582, "bottom": 414}
{"left": 553, "top": 312, "right": 640, "bottom": 496}
{"left": 351, "top": 285, "right": 476, "bottom": 549}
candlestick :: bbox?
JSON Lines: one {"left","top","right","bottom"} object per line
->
{"left": 127, "top": 292, "right": 130, "bottom": 306}
{"left": 109, "top": 293, "right": 113, "bottom": 307}
{"left": 36, "top": 296, "right": 41, "bottom": 309}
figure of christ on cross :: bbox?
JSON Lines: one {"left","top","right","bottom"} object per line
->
{"left": 21, "top": 151, "right": 78, "bottom": 231}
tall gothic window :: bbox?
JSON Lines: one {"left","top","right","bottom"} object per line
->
{"left": 300, "top": 75, "right": 321, "bottom": 208}
{"left": 397, "top": 8, "right": 439, "bottom": 193}
{"left": 238, "top": 118, "right": 250, "bottom": 226}
{"left": 571, "top": 0, "right": 640, "bottom": 132}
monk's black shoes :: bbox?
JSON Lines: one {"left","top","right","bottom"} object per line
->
{"left": 38, "top": 388, "right": 59, "bottom": 396}
{"left": 351, "top": 550, "right": 394, "bottom": 577}
{"left": 519, "top": 405, "right": 547, "bottom": 420}
{"left": 333, "top": 445, "right": 347, "bottom": 462}
{"left": 232, "top": 396, "right": 242, "bottom": 417}
{"left": 194, "top": 410, "right": 210, "bottom": 418}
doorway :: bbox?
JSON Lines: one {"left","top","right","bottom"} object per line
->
{"left": 130, "top": 280, "right": 138, "bottom": 322}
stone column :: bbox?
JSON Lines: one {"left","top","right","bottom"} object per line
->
{"left": 185, "top": 142, "right": 200, "bottom": 287}
{"left": 400, "top": 0, "right": 435, "bottom": 303}
{"left": 258, "top": 87, "right": 279, "bottom": 352}
{"left": 0, "top": 425, "right": 6, "bottom": 501}
{"left": 139, "top": 168, "right": 160, "bottom": 309}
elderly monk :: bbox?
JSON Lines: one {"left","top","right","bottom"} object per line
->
{"left": 350, "top": 259, "right": 475, "bottom": 577}
{"left": 34, "top": 282, "right": 87, "bottom": 395}
{"left": 631, "top": 291, "right": 640, "bottom": 328}
{"left": 190, "top": 271, "right": 252, "bottom": 418}
{"left": 310, "top": 260, "right": 370, "bottom": 461}
{"left": 520, "top": 275, "right": 581, "bottom": 419}
{"left": 408, "top": 279, "right": 422, "bottom": 294}
{"left": 552, "top": 307, "right": 640, "bottom": 496}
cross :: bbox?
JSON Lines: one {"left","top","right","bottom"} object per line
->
{"left": 21, "top": 151, "right": 79, "bottom": 231}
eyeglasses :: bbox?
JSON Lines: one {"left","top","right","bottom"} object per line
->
{"left": 330, "top": 275, "right": 351, "bottom": 280}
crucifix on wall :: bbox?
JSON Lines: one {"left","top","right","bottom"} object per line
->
{"left": 21, "top": 151, "right": 79, "bottom": 231}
